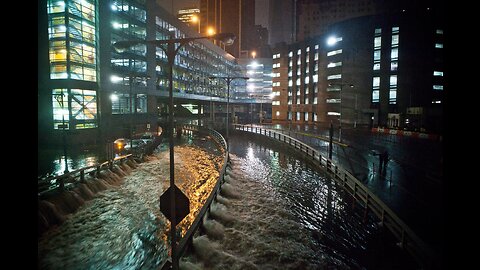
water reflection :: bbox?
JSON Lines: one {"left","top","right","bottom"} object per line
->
{"left": 228, "top": 134, "right": 417, "bottom": 269}
{"left": 38, "top": 134, "right": 223, "bottom": 270}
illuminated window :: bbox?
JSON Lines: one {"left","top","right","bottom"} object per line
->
{"left": 373, "top": 77, "right": 380, "bottom": 88}
{"left": 276, "top": 111, "right": 280, "bottom": 116}
{"left": 391, "top": 48, "right": 398, "bottom": 60}
{"left": 433, "top": 85, "right": 444, "bottom": 90}
{"left": 373, "top": 63, "right": 380, "bottom": 70}
{"left": 372, "top": 90, "right": 379, "bottom": 103}
{"left": 389, "top": 89, "right": 397, "bottom": 104}
{"left": 391, "top": 34, "right": 399, "bottom": 46}
{"left": 435, "top": 43, "right": 443, "bottom": 48}
{"left": 326, "top": 99, "right": 340, "bottom": 103}
{"left": 390, "top": 75, "right": 397, "bottom": 86}
{"left": 436, "top": 29, "right": 443, "bottom": 34}
{"left": 391, "top": 61, "right": 398, "bottom": 71}
{"left": 434, "top": 71, "right": 444, "bottom": 76}
{"left": 392, "top": 26, "right": 399, "bottom": 33}
{"left": 47, "top": 0, "right": 97, "bottom": 82}
{"left": 52, "top": 88, "right": 97, "bottom": 129}
{"left": 375, "top": 28, "right": 382, "bottom": 35}
{"left": 374, "top": 50, "right": 381, "bottom": 61}
{"left": 327, "top": 62, "right": 342, "bottom": 68}
{"left": 374, "top": 37, "right": 381, "bottom": 48}
{"left": 327, "top": 112, "right": 340, "bottom": 116}
{"left": 327, "top": 49, "right": 342, "bottom": 56}
{"left": 327, "top": 74, "right": 342, "bottom": 80}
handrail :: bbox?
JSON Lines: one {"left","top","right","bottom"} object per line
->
{"left": 232, "top": 123, "right": 436, "bottom": 270}
{"left": 175, "top": 124, "right": 228, "bottom": 259}
{"left": 38, "top": 154, "right": 134, "bottom": 197}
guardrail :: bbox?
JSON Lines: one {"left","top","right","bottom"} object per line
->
{"left": 37, "top": 154, "right": 135, "bottom": 197}
{"left": 233, "top": 124, "right": 436, "bottom": 270}
{"left": 172, "top": 124, "right": 229, "bottom": 263}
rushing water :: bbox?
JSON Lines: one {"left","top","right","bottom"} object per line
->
{"left": 38, "top": 132, "right": 417, "bottom": 270}
{"left": 38, "top": 134, "right": 223, "bottom": 270}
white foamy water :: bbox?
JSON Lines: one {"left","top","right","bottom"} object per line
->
{"left": 180, "top": 136, "right": 418, "bottom": 269}
{"left": 38, "top": 135, "right": 223, "bottom": 270}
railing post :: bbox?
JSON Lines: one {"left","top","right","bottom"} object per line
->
{"left": 364, "top": 194, "right": 369, "bottom": 222}
{"left": 80, "top": 170, "right": 85, "bottom": 183}
{"left": 58, "top": 176, "right": 65, "bottom": 190}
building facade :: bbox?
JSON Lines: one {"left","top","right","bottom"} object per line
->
{"left": 199, "top": 0, "right": 255, "bottom": 58}
{"left": 38, "top": 0, "right": 244, "bottom": 146}
{"left": 271, "top": 7, "right": 445, "bottom": 133}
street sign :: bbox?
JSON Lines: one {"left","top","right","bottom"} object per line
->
{"left": 160, "top": 185, "right": 190, "bottom": 226}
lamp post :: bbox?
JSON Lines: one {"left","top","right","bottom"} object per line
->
{"left": 129, "top": 74, "right": 150, "bottom": 150}
{"left": 208, "top": 76, "right": 249, "bottom": 152}
{"left": 114, "top": 31, "right": 236, "bottom": 270}
{"left": 57, "top": 89, "right": 69, "bottom": 174}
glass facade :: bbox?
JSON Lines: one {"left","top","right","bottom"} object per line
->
{"left": 48, "top": 0, "right": 98, "bottom": 130}
{"left": 48, "top": 0, "right": 97, "bottom": 81}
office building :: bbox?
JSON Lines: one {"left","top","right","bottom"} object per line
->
{"left": 271, "top": 7, "right": 445, "bottom": 133}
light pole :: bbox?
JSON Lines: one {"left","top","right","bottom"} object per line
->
{"left": 56, "top": 89, "right": 69, "bottom": 174}
{"left": 129, "top": 74, "right": 150, "bottom": 150}
{"left": 208, "top": 76, "right": 249, "bottom": 152}
{"left": 114, "top": 31, "right": 236, "bottom": 270}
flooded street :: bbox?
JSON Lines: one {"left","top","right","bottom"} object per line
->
{"left": 38, "top": 134, "right": 223, "bottom": 269}
{"left": 38, "top": 133, "right": 417, "bottom": 270}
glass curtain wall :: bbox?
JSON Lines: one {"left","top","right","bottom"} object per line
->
{"left": 48, "top": 0, "right": 98, "bottom": 130}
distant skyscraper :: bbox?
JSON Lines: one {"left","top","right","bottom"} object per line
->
{"left": 177, "top": 7, "right": 201, "bottom": 32}
{"left": 200, "top": 0, "right": 255, "bottom": 58}
{"left": 268, "top": 0, "right": 294, "bottom": 45}
{"left": 295, "top": 0, "right": 384, "bottom": 41}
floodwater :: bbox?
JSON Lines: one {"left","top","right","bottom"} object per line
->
{"left": 38, "top": 133, "right": 417, "bottom": 270}
{"left": 38, "top": 134, "right": 224, "bottom": 270}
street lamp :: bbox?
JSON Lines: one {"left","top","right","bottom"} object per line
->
{"left": 208, "top": 76, "right": 249, "bottom": 152}
{"left": 128, "top": 74, "right": 150, "bottom": 150}
{"left": 191, "top": 15, "right": 200, "bottom": 34}
{"left": 113, "top": 31, "right": 236, "bottom": 270}
{"left": 328, "top": 83, "right": 353, "bottom": 143}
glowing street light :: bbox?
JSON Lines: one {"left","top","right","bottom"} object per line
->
{"left": 190, "top": 15, "right": 200, "bottom": 33}
{"left": 113, "top": 31, "right": 236, "bottom": 270}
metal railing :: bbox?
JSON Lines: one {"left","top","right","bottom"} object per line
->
{"left": 233, "top": 124, "right": 436, "bottom": 270}
{"left": 37, "top": 154, "right": 135, "bottom": 197}
{"left": 174, "top": 124, "right": 229, "bottom": 260}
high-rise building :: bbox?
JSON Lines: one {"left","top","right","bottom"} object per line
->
{"left": 200, "top": 0, "right": 256, "bottom": 58}
{"left": 177, "top": 7, "right": 201, "bottom": 32}
{"left": 271, "top": 7, "right": 445, "bottom": 133}
{"left": 39, "top": 0, "right": 244, "bottom": 146}
{"left": 295, "top": 0, "right": 383, "bottom": 41}
{"left": 268, "top": 0, "right": 294, "bottom": 45}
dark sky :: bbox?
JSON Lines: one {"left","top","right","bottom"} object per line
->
{"left": 156, "top": 0, "right": 269, "bottom": 29}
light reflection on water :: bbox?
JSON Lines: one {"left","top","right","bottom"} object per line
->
{"left": 38, "top": 134, "right": 223, "bottom": 270}
{"left": 228, "top": 134, "right": 417, "bottom": 269}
